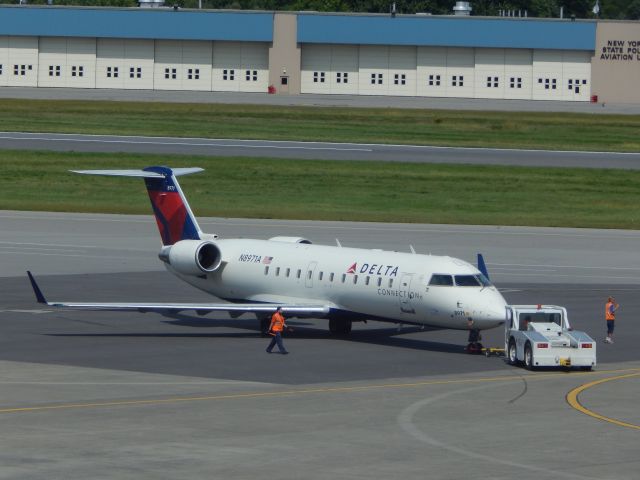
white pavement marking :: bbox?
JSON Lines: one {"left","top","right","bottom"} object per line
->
{"left": 398, "top": 383, "right": 597, "bottom": 479}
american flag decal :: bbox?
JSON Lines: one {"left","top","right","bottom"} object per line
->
{"left": 262, "top": 256, "right": 273, "bottom": 264}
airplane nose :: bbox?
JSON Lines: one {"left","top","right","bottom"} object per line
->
{"left": 473, "top": 289, "right": 507, "bottom": 328}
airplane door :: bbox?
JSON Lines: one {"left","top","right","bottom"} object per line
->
{"left": 399, "top": 273, "right": 415, "bottom": 314}
{"left": 305, "top": 261, "right": 318, "bottom": 288}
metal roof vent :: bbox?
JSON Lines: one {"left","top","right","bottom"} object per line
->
{"left": 453, "top": 1, "right": 472, "bottom": 15}
{"left": 139, "top": 0, "right": 165, "bottom": 7}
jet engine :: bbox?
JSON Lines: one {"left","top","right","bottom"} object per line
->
{"left": 159, "top": 240, "right": 222, "bottom": 276}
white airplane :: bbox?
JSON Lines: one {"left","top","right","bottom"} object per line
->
{"left": 28, "top": 166, "right": 507, "bottom": 336}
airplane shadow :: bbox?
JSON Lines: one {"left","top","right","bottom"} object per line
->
{"left": 47, "top": 312, "right": 470, "bottom": 355}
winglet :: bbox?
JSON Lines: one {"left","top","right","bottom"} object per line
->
{"left": 477, "top": 254, "right": 490, "bottom": 281}
{"left": 27, "top": 271, "right": 48, "bottom": 304}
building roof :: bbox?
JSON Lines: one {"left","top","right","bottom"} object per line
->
{"left": 297, "top": 14, "right": 597, "bottom": 51}
{"left": 0, "top": 6, "right": 273, "bottom": 42}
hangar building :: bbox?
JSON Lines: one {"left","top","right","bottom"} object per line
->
{"left": 0, "top": 5, "right": 638, "bottom": 104}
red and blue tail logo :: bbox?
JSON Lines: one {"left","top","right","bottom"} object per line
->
{"left": 143, "top": 166, "right": 200, "bottom": 246}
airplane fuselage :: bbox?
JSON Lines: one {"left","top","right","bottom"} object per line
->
{"left": 167, "top": 238, "right": 507, "bottom": 330}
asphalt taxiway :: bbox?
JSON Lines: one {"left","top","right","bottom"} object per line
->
{"left": 0, "top": 211, "right": 639, "bottom": 479}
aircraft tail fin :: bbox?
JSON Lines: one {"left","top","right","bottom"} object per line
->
{"left": 72, "top": 166, "right": 204, "bottom": 246}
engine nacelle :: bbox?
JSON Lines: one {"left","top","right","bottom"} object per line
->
{"left": 160, "top": 240, "right": 222, "bottom": 276}
{"left": 268, "top": 236, "right": 312, "bottom": 244}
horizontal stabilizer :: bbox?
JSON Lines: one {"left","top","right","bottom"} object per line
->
{"left": 71, "top": 167, "right": 204, "bottom": 178}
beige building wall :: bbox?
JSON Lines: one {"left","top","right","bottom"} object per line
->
{"left": 592, "top": 22, "right": 640, "bottom": 104}
{"left": 269, "top": 13, "right": 300, "bottom": 94}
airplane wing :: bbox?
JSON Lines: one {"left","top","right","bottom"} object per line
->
{"left": 27, "top": 272, "right": 330, "bottom": 317}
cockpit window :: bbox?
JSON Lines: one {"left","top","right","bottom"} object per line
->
{"left": 429, "top": 274, "right": 453, "bottom": 286}
{"left": 475, "top": 274, "right": 492, "bottom": 287}
{"left": 454, "top": 275, "right": 481, "bottom": 287}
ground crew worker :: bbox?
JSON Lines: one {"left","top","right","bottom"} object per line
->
{"left": 605, "top": 296, "right": 620, "bottom": 344}
{"left": 466, "top": 318, "right": 482, "bottom": 353}
{"left": 266, "top": 307, "right": 289, "bottom": 354}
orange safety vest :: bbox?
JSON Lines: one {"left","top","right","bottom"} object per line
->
{"left": 270, "top": 312, "right": 285, "bottom": 332}
{"left": 605, "top": 302, "right": 616, "bottom": 321}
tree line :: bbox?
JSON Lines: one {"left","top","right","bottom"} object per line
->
{"left": 3, "top": 0, "right": 639, "bottom": 20}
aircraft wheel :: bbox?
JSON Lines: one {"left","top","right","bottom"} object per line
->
{"left": 507, "top": 339, "right": 518, "bottom": 365}
{"left": 524, "top": 343, "right": 534, "bottom": 370}
{"left": 581, "top": 366, "right": 593, "bottom": 372}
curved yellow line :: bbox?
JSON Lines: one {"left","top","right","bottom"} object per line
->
{"left": 566, "top": 372, "right": 640, "bottom": 430}
{"left": 0, "top": 367, "right": 637, "bottom": 415}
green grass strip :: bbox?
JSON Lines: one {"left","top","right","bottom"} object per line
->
{"left": 1, "top": 150, "right": 639, "bottom": 229}
{"left": 1, "top": 99, "right": 640, "bottom": 152}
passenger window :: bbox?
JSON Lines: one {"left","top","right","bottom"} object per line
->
{"left": 297, "top": 269, "right": 301, "bottom": 279}
{"left": 264, "top": 266, "right": 269, "bottom": 275}
{"left": 341, "top": 274, "right": 346, "bottom": 283}
{"left": 307, "top": 270, "right": 312, "bottom": 280}
{"left": 388, "top": 278, "right": 393, "bottom": 288}
{"left": 276, "top": 267, "right": 280, "bottom": 276}
{"left": 353, "top": 275, "right": 358, "bottom": 284}
{"left": 429, "top": 274, "right": 453, "bottom": 286}
{"left": 319, "top": 271, "right": 323, "bottom": 281}
{"left": 377, "top": 277, "right": 382, "bottom": 287}
{"left": 286, "top": 268, "right": 290, "bottom": 277}
{"left": 455, "top": 275, "right": 481, "bottom": 287}
{"left": 330, "top": 272, "right": 334, "bottom": 282}
{"left": 365, "top": 276, "right": 370, "bottom": 286}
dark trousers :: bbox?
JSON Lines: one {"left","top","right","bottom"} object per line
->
{"left": 267, "top": 332, "right": 287, "bottom": 353}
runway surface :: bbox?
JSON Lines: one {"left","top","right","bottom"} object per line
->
{"left": 1, "top": 211, "right": 639, "bottom": 479}
{"left": 2, "top": 131, "right": 640, "bottom": 169}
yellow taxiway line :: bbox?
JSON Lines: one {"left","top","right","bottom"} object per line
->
{"left": 0, "top": 368, "right": 638, "bottom": 416}
{"left": 565, "top": 371, "right": 640, "bottom": 430}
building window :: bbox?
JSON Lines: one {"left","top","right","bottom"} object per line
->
{"left": 14, "top": 64, "right": 29, "bottom": 76}
{"left": 71, "top": 66, "right": 84, "bottom": 78}
{"left": 540, "top": 78, "right": 557, "bottom": 90}
{"left": 486, "top": 76, "right": 498, "bottom": 88}
{"left": 49, "top": 65, "right": 61, "bottom": 77}
{"left": 246, "top": 70, "right": 258, "bottom": 81}
{"left": 428, "top": 74, "right": 441, "bottom": 86}
{"left": 107, "top": 66, "right": 119, "bottom": 78}
{"left": 336, "top": 72, "right": 348, "bottom": 84}
{"left": 393, "top": 73, "right": 406, "bottom": 86}
{"left": 509, "top": 77, "right": 522, "bottom": 89}
{"left": 130, "top": 67, "right": 142, "bottom": 79}
{"left": 313, "top": 71, "right": 325, "bottom": 83}
{"left": 370, "top": 73, "right": 383, "bottom": 85}
{"left": 223, "top": 69, "right": 235, "bottom": 81}
{"left": 164, "top": 67, "right": 177, "bottom": 80}
{"left": 568, "top": 79, "right": 586, "bottom": 93}
{"left": 452, "top": 75, "right": 464, "bottom": 87}
{"left": 187, "top": 68, "right": 200, "bottom": 80}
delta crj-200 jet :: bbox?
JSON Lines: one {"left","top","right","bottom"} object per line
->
{"left": 29, "top": 166, "right": 507, "bottom": 336}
